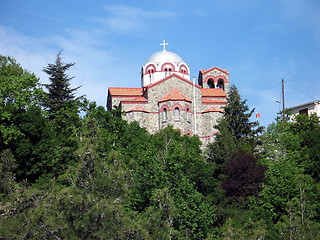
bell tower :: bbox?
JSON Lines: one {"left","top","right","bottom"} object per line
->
{"left": 198, "top": 67, "right": 230, "bottom": 93}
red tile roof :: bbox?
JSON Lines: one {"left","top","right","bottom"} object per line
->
{"left": 202, "top": 88, "right": 226, "bottom": 97}
{"left": 202, "top": 107, "right": 224, "bottom": 113}
{"left": 108, "top": 87, "right": 142, "bottom": 97}
{"left": 121, "top": 97, "right": 148, "bottom": 104}
{"left": 202, "top": 99, "right": 227, "bottom": 105}
{"left": 158, "top": 88, "right": 192, "bottom": 103}
{"left": 126, "top": 105, "right": 149, "bottom": 113}
{"left": 199, "top": 66, "right": 229, "bottom": 75}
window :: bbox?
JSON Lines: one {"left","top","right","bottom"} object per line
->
{"left": 299, "top": 108, "right": 308, "bottom": 116}
{"left": 186, "top": 107, "right": 191, "bottom": 122}
{"left": 174, "top": 107, "right": 180, "bottom": 121}
{"left": 163, "top": 108, "right": 167, "bottom": 121}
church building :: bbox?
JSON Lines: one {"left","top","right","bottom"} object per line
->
{"left": 107, "top": 41, "right": 230, "bottom": 144}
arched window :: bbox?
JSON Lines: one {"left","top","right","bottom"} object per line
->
{"left": 217, "top": 78, "right": 225, "bottom": 90}
{"left": 163, "top": 108, "right": 167, "bottom": 121}
{"left": 207, "top": 78, "right": 215, "bottom": 88}
{"left": 174, "top": 107, "right": 180, "bottom": 121}
{"left": 186, "top": 107, "right": 191, "bottom": 122}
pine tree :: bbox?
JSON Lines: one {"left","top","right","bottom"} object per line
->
{"left": 43, "top": 51, "right": 81, "bottom": 118}
{"left": 224, "top": 84, "right": 263, "bottom": 142}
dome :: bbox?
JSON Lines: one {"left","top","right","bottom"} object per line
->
{"left": 146, "top": 50, "right": 186, "bottom": 65}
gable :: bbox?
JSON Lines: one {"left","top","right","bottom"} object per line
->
{"left": 199, "top": 66, "right": 229, "bottom": 76}
{"left": 158, "top": 88, "right": 192, "bottom": 103}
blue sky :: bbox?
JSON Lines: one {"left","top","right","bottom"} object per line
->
{"left": 1, "top": 0, "right": 319, "bottom": 127}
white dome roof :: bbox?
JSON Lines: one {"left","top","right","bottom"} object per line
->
{"left": 146, "top": 50, "right": 186, "bottom": 66}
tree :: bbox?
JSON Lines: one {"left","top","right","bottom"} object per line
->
{"left": 0, "top": 56, "right": 56, "bottom": 181}
{"left": 221, "top": 152, "right": 267, "bottom": 202}
{"left": 42, "top": 51, "right": 79, "bottom": 111}
{"left": 206, "top": 84, "right": 263, "bottom": 176}
{"left": 256, "top": 116, "right": 320, "bottom": 238}
{"left": 37, "top": 52, "right": 84, "bottom": 179}
{"left": 0, "top": 55, "right": 44, "bottom": 144}
{"left": 42, "top": 51, "right": 81, "bottom": 121}
{"left": 223, "top": 84, "right": 263, "bottom": 144}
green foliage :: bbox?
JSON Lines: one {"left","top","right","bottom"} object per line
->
{"left": 207, "top": 118, "right": 237, "bottom": 167}
{"left": 0, "top": 55, "right": 44, "bottom": 144}
{"left": 290, "top": 113, "right": 319, "bottom": 134}
{"left": 42, "top": 51, "right": 81, "bottom": 117}
{"left": 220, "top": 213, "right": 268, "bottom": 240}
{"left": 223, "top": 85, "right": 264, "bottom": 142}
{"left": 300, "top": 127, "right": 320, "bottom": 181}
{"left": 206, "top": 85, "right": 264, "bottom": 172}
{"left": 0, "top": 149, "right": 17, "bottom": 195}
{"left": 1, "top": 54, "right": 320, "bottom": 239}
{"left": 129, "top": 126, "right": 219, "bottom": 239}
{"left": 221, "top": 152, "right": 267, "bottom": 203}
{"left": 256, "top": 114, "right": 320, "bottom": 238}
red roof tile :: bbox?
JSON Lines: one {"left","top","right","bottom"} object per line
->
{"left": 202, "top": 88, "right": 226, "bottom": 97}
{"left": 108, "top": 87, "right": 143, "bottom": 97}
{"left": 202, "top": 99, "right": 227, "bottom": 105}
{"left": 202, "top": 107, "right": 224, "bottom": 113}
{"left": 126, "top": 105, "right": 149, "bottom": 113}
{"left": 121, "top": 97, "right": 148, "bottom": 104}
{"left": 158, "top": 88, "right": 192, "bottom": 103}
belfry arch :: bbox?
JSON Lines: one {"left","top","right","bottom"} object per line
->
{"left": 217, "top": 78, "right": 224, "bottom": 90}
{"left": 207, "top": 78, "right": 215, "bottom": 88}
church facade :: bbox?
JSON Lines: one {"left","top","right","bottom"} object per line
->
{"left": 107, "top": 42, "right": 229, "bottom": 144}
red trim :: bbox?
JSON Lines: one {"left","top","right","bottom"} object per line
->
{"left": 202, "top": 107, "right": 224, "bottom": 113}
{"left": 145, "top": 64, "right": 156, "bottom": 75}
{"left": 202, "top": 100, "right": 227, "bottom": 105}
{"left": 204, "top": 75, "right": 228, "bottom": 84}
{"left": 160, "top": 105, "right": 169, "bottom": 112}
{"left": 171, "top": 103, "right": 182, "bottom": 111}
{"left": 126, "top": 105, "right": 149, "bottom": 113}
{"left": 185, "top": 130, "right": 192, "bottom": 136}
{"left": 161, "top": 62, "right": 175, "bottom": 72}
{"left": 179, "top": 64, "right": 189, "bottom": 75}
{"left": 200, "top": 66, "right": 229, "bottom": 75}
{"left": 184, "top": 104, "right": 191, "bottom": 111}
{"left": 199, "top": 133, "right": 217, "bottom": 139}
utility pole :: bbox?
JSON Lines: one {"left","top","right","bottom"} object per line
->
{"left": 282, "top": 79, "right": 285, "bottom": 121}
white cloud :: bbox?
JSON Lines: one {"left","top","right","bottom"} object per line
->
{"left": 0, "top": 24, "right": 137, "bottom": 107}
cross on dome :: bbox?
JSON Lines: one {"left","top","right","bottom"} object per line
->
{"left": 160, "top": 40, "right": 168, "bottom": 51}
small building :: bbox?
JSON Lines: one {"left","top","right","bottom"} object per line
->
{"left": 288, "top": 100, "right": 320, "bottom": 120}
{"left": 107, "top": 41, "right": 229, "bottom": 144}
